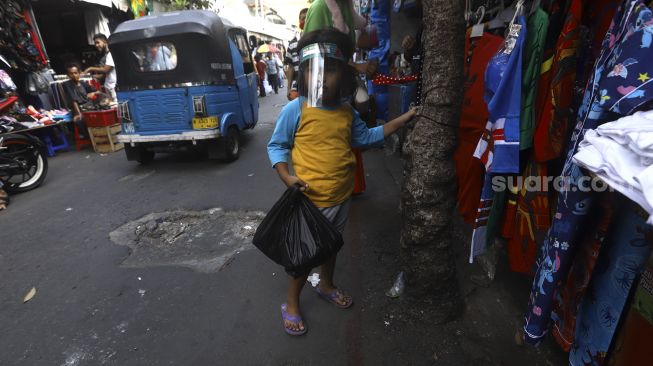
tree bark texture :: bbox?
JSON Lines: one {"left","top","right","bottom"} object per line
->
{"left": 400, "top": 0, "right": 465, "bottom": 323}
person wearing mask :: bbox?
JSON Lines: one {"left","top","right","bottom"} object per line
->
{"left": 84, "top": 34, "right": 116, "bottom": 102}
{"left": 304, "top": 0, "right": 377, "bottom": 77}
{"left": 268, "top": 29, "right": 417, "bottom": 335}
{"left": 303, "top": 0, "right": 377, "bottom": 195}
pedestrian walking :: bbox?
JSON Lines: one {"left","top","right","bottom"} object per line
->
{"left": 255, "top": 54, "right": 267, "bottom": 97}
{"left": 264, "top": 53, "right": 280, "bottom": 94}
{"left": 267, "top": 28, "right": 417, "bottom": 336}
{"left": 285, "top": 8, "right": 309, "bottom": 100}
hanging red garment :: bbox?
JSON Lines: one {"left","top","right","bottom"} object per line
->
{"left": 454, "top": 29, "right": 503, "bottom": 224}
{"left": 504, "top": 160, "right": 552, "bottom": 275}
{"left": 352, "top": 148, "right": 366, "bottom": 194}
{"left": 584, "top": 0, "right": 621, "bottom": 60}
{"left": 533, "top": 0, "right": 582, "bottom": 163}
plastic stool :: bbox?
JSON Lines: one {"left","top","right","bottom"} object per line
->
{"left": 74, "top": 123, "right": 92, "bottom": 151}
{"left": 37, "top": 128, "right": 70, "bottom": 157}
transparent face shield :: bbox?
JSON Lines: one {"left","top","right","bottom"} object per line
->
{"left": 299, "top": 43, "right": 347, "bottom": 108}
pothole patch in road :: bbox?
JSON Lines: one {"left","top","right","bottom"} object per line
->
{"left": 109, "top": 208, "right": 265, "bottom": 273}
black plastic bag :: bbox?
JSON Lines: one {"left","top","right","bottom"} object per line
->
{"left": 253, "top": 185, "right": 344, "bottom": 277}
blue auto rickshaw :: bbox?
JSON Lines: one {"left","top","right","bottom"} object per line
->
{"left": 110, "top": 10, "right": 259, "bottom": 163}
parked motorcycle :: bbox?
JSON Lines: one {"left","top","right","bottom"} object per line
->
{"left": 0, "top": 133, "right": 48, "bottom": 193}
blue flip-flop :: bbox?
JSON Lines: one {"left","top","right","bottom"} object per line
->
{"left": 280, "top": 303, "right": 307, "bottom": 336}
{"left": 313, "top": 286, "right": 353, "bottom": 309}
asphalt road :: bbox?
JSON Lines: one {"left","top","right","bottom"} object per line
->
{"left": 0, "top": 91, "right": 410, "bottom": 366}
{"left": 0, "top": 91, "right": 567, "bottom": 366}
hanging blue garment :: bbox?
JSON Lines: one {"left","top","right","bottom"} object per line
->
{"left": 569, "top": 201, "right": 651, "bottom": 365}
{"left": 469, "top": 15, "right": 527, "bottom": 262}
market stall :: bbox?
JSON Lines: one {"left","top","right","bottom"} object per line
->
{"left": 0, "top": 0, "right": 130, "bottom": 156}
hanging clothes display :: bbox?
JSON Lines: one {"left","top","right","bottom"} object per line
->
{"left": 470, "top": 12, "right": 527, "bottom": 262}
{"left": 523, "top": 0, "right": 653, "bottom": 346}
{"left": 503, "top": 0, "right": 582, "bottom": 275}
{"left": 455, "top": 29, "right": 504, "bottom": 225}
{"left": 489, "top": 5, "right": 551, "bottom": 256}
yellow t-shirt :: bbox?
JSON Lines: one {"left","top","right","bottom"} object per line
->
{"left": 292, "top": 104, "right": 357, "bottom": 207}
{"left": 267, "top": 99, "right": 384, "bottom": 208}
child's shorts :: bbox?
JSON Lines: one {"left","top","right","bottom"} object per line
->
{"left": 317, "top": 199, "right": 351, "bottom": 234}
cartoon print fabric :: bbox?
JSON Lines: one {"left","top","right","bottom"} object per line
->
{"left": 551, "top": 193, "right": 615, "bottom": 352}
{"left": 569, "top": 202, "right": 652, "bottom": 365}
{"left": 523, "top": 0, "right": 653, "bottom": 345}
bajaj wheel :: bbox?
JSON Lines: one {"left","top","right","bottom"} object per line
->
{"left": 125, "top": 145, "right": 155, "bottom": 165}
{"left": 223, "top": 126, "right": 240, "bottom": 162}
{"left": 137, "top": 149, "right": 155, "bottom": 165}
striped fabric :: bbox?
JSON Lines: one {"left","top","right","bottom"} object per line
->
{"left": 285, "top": 37, "right": 300, "bottom": 72}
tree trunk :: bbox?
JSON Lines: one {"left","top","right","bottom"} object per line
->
{"left": 400, "top": 0, "right": 465, "bottom": 323}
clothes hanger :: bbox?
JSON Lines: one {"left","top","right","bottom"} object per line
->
{"left": 487, "top": 0, "right": 510, "bottom": 30}
{"left": 465, "top": 0, "right": 472, "bottom": 23}
{"left": 529, "top": 0, "right": 541, "bottom": 15}
{"left": 475, "top": 5, "right": 487, "bottom": 25}
{"left": 488, "top": 0, "right": 527, "bottom": 30}
{"left": 508, "top": 0, "right": 525, "bottom": 26}
{"left": 485, "top": 0, "right": 505, "bottom": 19}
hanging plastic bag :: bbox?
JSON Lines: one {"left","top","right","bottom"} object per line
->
{"left": 253, "top": 185, "right": 344, "bottom": 277}
{"left": 263, "top": 78, "right": 273, "bottom": 94}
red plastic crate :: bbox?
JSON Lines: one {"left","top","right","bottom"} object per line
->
{"left": 82, "top": 108, "right": 119, "bottom": 127}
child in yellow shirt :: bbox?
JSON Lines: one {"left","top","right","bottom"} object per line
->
{"left": 268, "top": 28, "right": 416, "bottom": 335}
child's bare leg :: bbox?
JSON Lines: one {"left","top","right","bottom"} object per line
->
{"left": 319, "top": 254, "right": 351, "bottom": 306}
{"left": 285, "top": 275, "right": 308, "bottom": 331}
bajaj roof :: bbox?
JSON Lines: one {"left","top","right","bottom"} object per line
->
{"left": 108, "top": 10, "right": 244, "bottom": 90}
{"left": 110, "top": 10, "right": 231, "bottom": 44}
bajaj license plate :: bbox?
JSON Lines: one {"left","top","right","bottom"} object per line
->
{"left": 192, "top": 116, "right": 218, "bottom": 129}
